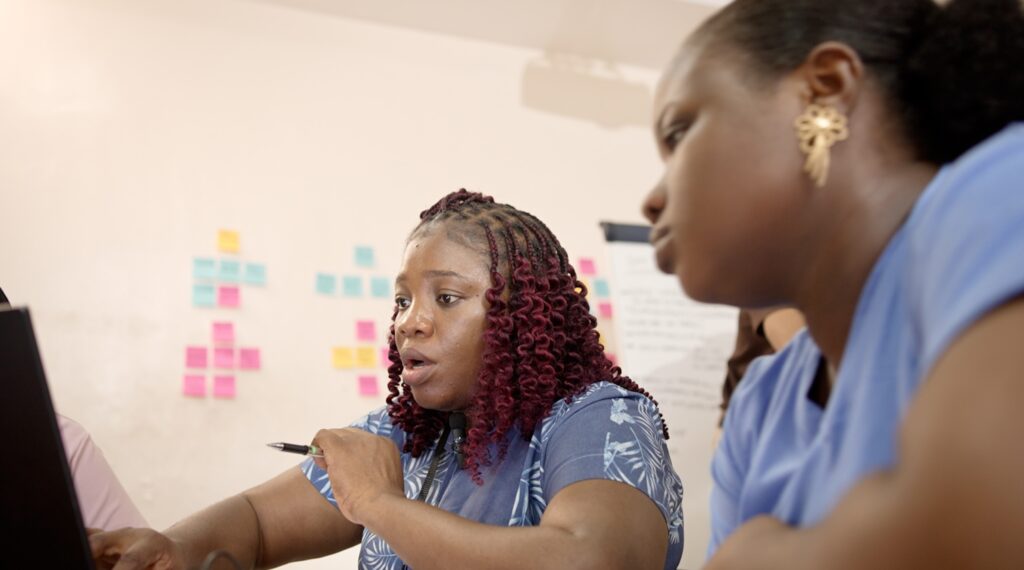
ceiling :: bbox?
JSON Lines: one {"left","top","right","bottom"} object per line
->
{"left": 255, "top": 0, "right": 723, "bottom": 70}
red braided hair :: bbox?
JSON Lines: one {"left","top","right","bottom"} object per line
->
{"left": 385, "top": 189, "right": 668, "bottom": 482}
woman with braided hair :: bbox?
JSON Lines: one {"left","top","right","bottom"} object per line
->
{"left": 90, "top": 190, "right": 683, "bottom": 570}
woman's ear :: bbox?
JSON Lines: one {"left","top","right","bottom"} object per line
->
{"left": 794, "top": 41, "right": 865, "bottom": 113}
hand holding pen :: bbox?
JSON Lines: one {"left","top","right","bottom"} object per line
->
{"left": 266, "top": 442, "right": 324, "bottom": 458}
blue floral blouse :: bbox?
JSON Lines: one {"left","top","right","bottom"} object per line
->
{"left": 302, "top": 381, "right": 684, "bottom": 569}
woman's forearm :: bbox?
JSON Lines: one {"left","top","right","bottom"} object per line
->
{"left": 163, "top": 494, "right": 263, "bottom": 569}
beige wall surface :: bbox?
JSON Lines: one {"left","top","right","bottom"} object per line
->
{"left": 0, "top": 1, "right": 712, "bottom": 568}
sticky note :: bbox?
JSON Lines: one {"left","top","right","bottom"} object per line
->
{"left": 193, "top": 284, "right": 216, "bottom": 307}
{"left": 217, "top": 230, "right": 240, "bottom": 253}
{"left": 239, "top": 348, "right": 261, "bottom": 370}
{"left": 577, "top": 257, "right": 597, "bottom": 276}
{"left": 219, "top": 260, "right": 241, "bottom": 283}
{"left": 218, "top": 285, "right": 240, "bottom": 308}
{"left": 370, "top": 277, "right": 391, "bottom": 299}
{"left": 193, "top": 258, "right": 216, "bottom": 280}
{"left": 243, "top": 263, "right": 266, "bottom": 286}
{"left": 356, "top": 320, "right": 376, "bottom": 342}
{"left": 598, "top": 302, "right": 614, "bottom": 319}
{"left": 212, "top": 322, "right": 234, "bottom": 344}
{"left": 342, "top": 276, "right": 363, "bottom": 297}
{"left": 316, "top": 273, "right": 336, "bottom": 295}
{"left": 380, "top": 347, "right": 392, "bottom": 368}
{"left": 358, "top": 375, "right": 380, "bottom": 397}
{"left": 185, "top": 346, "right": 208, "bottom": 369}
{"left": 332, "top": 347, "right": 354, "bottom": 369}
{"left": 355, "top": 347, "right": 377, "bottom": 368}
{"left": 593, "top": 278, "right": 611, "bottom": 298}
{"left": 354, "top": 246, "right": 375, "bottom": 268}
{"left": 183, "top": 375, "right": 205, "bottom": 397}
{"left": 214, "top": 347, "right": 235, "bottom": 369}
{"left": 213, "top": 375, "right": 236, "bottom": 399}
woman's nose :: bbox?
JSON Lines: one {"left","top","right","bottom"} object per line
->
{"left": 642, "top": 176, "right": 668, "bottom": 224}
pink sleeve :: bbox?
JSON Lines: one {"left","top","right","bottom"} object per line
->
{"left": 58, "top": 415, "right": 148, "bottom": 530}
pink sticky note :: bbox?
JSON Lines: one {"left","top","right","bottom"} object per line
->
{"left": 213, "top": 375, "right": 236, "bottom": 399}
{"left": 358, "top": 375, "right": 380, "bottom": 397}
{"left": 355, "top": 320, "right": 376, "bottom": 342}
{"left": 380, "top": 347, "right": 391, "bottom": 368}
{"left": 214, "top": 347, "right": 235, "bottom": 369}
{"left": 578, "top": 257, "right": 597, "bottom": 276}
{"left": 185, "top": 346, "right": 207, "bottom": 369}
{"left": 598, "top": 302, "right": 614, "bottom": 319}
{"left": 218, "top": 285, "right": 240, "bottom": 308}
{"left": 183, "top": 375, "right": 205, "bottom": 397}
{"left": 239, "top": 347, "right": 261, "bottom": 370}
{"left": 212, "top": 322, "right": 235, "bottom": 344}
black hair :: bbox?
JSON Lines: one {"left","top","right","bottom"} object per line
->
{"left": 693, "top": 0, "right": 1024, "bottom": 164}
{"left": 0, "top": 287, "right": 8, "bottom": 305}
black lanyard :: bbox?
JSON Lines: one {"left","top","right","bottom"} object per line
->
{"left": 415, "top": 423, "right": 451, "bottom": 503}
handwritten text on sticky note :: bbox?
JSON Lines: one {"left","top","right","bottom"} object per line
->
{"left": 218, "top": 285, "right": 240, "bottom": 308}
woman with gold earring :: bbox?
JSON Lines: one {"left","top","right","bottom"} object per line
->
{"left": 642, "top": 0, "right": 1024, "bottom": 568}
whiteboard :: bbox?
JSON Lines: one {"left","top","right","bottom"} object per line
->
{"left": 604, "top": 229, "right": 739, "bottom": 570}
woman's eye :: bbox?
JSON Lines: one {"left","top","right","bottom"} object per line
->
{"left": 395, "top": 297, "right": 410, "bottom": 309}
{"left": 438, "top": 294, "right": 458, "bottom": 305}
{"left": 663, "top": 125, "right": 688, "bottom": 151}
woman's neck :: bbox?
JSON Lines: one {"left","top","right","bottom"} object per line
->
{"left": 796, "top": 160, "right": 937, "bottom": 369}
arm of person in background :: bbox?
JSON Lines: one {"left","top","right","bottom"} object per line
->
{"left": 313, "top": 427, "right": 670, "bottom": 570}
{"left": 59, "top": 415, "right": 148, "bottom": 530}
{"left": 88, "top": 466, "right": 363, "bottom": 569}
{"left": 705, "top": 296, "right": 1024, "bottom": 570}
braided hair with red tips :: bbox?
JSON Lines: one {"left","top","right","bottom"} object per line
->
{"left": 385, "top": 189, "right": 668, "bottom": 483}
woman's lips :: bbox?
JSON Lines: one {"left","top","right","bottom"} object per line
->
{"left": 401, "top": 361, "right": 435, "bottom": 386}
{"left": 651, "top": 229, "right": 676, "bottom": 274}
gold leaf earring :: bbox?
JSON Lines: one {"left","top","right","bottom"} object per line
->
{"left": 794, "top": 103, "right": 849, "bottom": 187}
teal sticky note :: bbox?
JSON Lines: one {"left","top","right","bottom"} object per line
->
{"left": 370, "top": 277, "right": 391, "bottom": 299}
{"left": 342, "top": 275, "right": 363, "bottom": 297}
{"left": 193, "top": 283, "right": 216, "bottom": 307}
{"left": 219, "top": 260, "right": 241, "bottom": 282}
{"left": 316, "top": 273, "right": 337, "bottom": 295}
{"left": 243, "top": 263, "right": 266, "bottom": 286}
{"left": 193, "top": 257, "right": 216, "bottom": 281}
{"left": 594, "top": 278, "right": 611, "bottom": 298}
{"left": 354, "top": 246, "right": 375, "bottom": 268}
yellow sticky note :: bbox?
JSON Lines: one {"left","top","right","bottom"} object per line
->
{"left": 332, "top": 347, "right": 354, "bottom": 369}
{"left": 355, "top": 346, "right": 377, "bottom": 368}
{"left": 218, "top": 229, "right": 240, "bottom": 253}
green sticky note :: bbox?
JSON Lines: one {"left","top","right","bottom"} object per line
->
{"left": 342, "top": 276, "right": 363, "bottom": 297}
{"left": 243, "top": 263, "right": 266, "bottom": 286}
{"left": 594, "top": 278, "right": 610, "bottom": 298}
{"left": 354, "top": 246, "right": 375, "bottom": 268}
{"left": 219, "top": 260, "right": 241, "bottom": 282}
{"left": 370, "top": 277, "right": 391, "bottom": 299}
{"left": 193, "top": 257, "right": 216, "bottom": 281}
{"left": 316, "top": 273, "right": 337, "bottom": 295}
{"left": 193, "top": 283, "right": 216, "bottom": 307}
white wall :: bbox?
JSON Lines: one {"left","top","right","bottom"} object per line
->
{"left": 0, "top": 1, "right": 709, "bottom": 568}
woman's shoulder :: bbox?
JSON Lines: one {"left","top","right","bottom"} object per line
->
{"left": 726, "top": 330, "right": 820, "bottom": 430}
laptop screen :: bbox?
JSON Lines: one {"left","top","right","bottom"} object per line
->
{"left": 0, "top": 307, "right": 96, "bottom": 569}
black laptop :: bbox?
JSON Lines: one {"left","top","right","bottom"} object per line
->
{"left": 0, "top": 306, "right": 96, "bottom": 568}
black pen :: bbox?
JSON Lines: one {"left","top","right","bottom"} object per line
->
{"left": 266, "top": 442, "right": 323, "bottom": 458}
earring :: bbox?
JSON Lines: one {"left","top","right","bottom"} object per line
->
{"left": 794, "top": 103, "right": 849, "bottom": 187}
